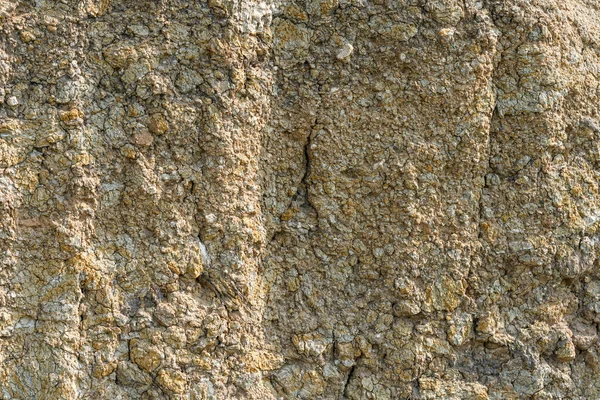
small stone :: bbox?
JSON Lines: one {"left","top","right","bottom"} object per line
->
{"left": 92, "top": 361, "right": 117, "bottom": 379}
{"left": 292, "top": 333, "right": 330, "bottom": 357}
{"left": 130, "top": 339, "right": 164, "bottom": 372}
{"left": 121, "top": 144, "right": 137, "bottom": 159}
{"left": 103, "top": 43, "right": 138, "bottom": 69}
{"left": 20, "top": 31, "right": 36, "bottom": 43}
{"left": 43, "top": 15, "right": 59, "bottom": 26}
{"left": 336, "top": 43, "right": 353, "bottom": 60}
{"left": 556, "top": 339, "right": 576, "bottom": 362}
{"left": 148, "top": 114, "right": 169, "bottom": 135}
{"left": 438, "top": 28, "right": 455, "bottom": 40}
{"left": 448, "top": 313, "right": 473, "bottom": 346}
{"left": 156, "top": 369, "right": 186, "bottom": 394}
{"left": 132, "top": 129, "right": 154, "bottom": 147}
{"left": 476, "top": 314, "right": 496, "bottom": 336}
{"left": 6, "top": 96, "right": 18, "bottom": 107}
{"left": 86, "top": 0, "right": 110, "bottom": 16}
{"left": 392, "top": 300, "right": 421, "bottom": 317}
{"left": 58, "top": 108, "right": 83, "bottom": 122}
{"left": 335, "top": 342, "right": 359, "bottom": 368}
{"left": 186, "top": 255, "right": 204, "bottom": 278}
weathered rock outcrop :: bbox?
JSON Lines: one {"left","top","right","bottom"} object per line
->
{"left": 1, "top": 0, "right": 600, "bottom": 398}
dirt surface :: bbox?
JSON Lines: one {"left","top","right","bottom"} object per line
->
{"left": 2, "top": 0, "right": 600, "bottom": 398}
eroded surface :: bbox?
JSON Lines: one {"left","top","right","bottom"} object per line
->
{"left": 1, "top": 0, "right": 600, "bottom": 399}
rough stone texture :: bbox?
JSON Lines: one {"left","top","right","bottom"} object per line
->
{"left": 2, "top": 0, "right": 600, "bottom": 399}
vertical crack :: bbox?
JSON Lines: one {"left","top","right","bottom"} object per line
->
{"left": 342, "top": 365, "right": 356, "bottom": 398}
{"left": 300, "top": 119, "right": 321, "bottom": 222}
{"left": 476, "top": 3, "right": 501, "bottom": 249}
{"left": 478, "top": 94, "right": 496, "bottom": 242}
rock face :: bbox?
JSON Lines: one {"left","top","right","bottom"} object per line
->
{"left": 1, "top": 0, "right": 600, "bottom": 398}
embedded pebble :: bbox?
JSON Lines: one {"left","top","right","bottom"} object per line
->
{"left": 336, "top": 43, "right": 353, "bottom": 60}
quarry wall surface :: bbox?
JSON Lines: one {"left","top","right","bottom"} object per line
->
{"left": 2, "top": 0, "right": 600, "bottom": 398}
